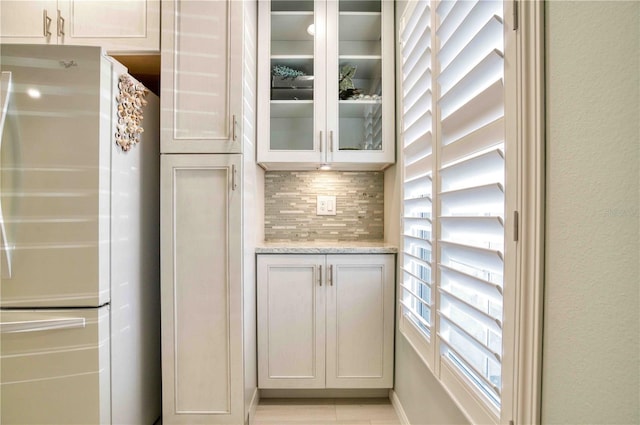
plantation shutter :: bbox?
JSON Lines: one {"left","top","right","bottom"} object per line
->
{"left": 400, "top": 0, "right": 434, "bottom": 342}
{"left": 435, "top": 0, "right": 505, "bottom": 408}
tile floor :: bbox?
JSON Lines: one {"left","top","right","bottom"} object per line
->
{"left": 252, "top": 398, "right": 401, "bottom": 425}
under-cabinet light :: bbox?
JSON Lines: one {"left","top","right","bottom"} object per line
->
{"left": 27, "top": 88, "right": 41, "bottom": 99}
{"left": 318, "top": 163, "right": 331, "bottom": 171}
{"left": 307, "top": 24, "right": 315, "bottom": 36}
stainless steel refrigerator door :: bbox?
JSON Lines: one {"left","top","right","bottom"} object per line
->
{"left": 0, "top": 307, "right": 111, "bottom": 424}
{"left": 0, "top": 45, "right": 111, "bottom": 307}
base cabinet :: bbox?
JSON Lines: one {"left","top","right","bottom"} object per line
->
{"left": 160, "top": 154, "right": 243, "bottom": 424}
{"left": 257, "top": 254, "right": 394, "bottom": 389}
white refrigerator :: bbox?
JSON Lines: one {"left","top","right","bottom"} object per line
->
{"left": 0, "top": 45, "right": 161, "bottom": 424}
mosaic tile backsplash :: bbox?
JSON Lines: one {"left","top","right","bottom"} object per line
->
{"left": 265, "top": 171, "right": 384, "bottom": 242}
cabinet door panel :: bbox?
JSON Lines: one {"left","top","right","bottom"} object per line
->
{"left": 161, "top": 155, "right": 242, "bottom": 424}
{"left": 161, "top": 0, "right": 242, "bottom": 153}
{"left": 326, "top": 254, "right": 394, "bottom": 388}
{"left": 258, "top": 255, "right": 325, "bottom": 388}
{"left": 328, "top": 0, "right": 395, "bottom": 165}
{"left": 0, "top": 1, "right": 57, "bottom": 44}
{"left": 63, "top": 0, "right": 159, "bottom": 51}
{"left": 256, "top": 0, "right": 325, "bottom": 165}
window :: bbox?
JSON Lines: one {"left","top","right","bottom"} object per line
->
{"left": 398, "top": 0, "right": 543, "bottom": 423}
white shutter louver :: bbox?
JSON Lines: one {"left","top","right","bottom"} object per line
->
{"left": 401, "top": 0, "right": 433, "bottom": 339}
{"left": 436, "top": 0, "right": 505, "bottom": 409}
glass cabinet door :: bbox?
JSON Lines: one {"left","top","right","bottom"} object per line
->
{"left": 337, "top": 0, "right": 382, "bottom": 151}
{"left": 269, "top": 0, "right": 322, "bottom": 154}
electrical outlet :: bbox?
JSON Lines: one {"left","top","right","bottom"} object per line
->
{"left": 317, "top": 195, "right": 337, "bottom": 216}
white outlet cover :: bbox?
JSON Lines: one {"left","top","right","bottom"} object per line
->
{"left": 317, "top": 195, "right": 337, "bottom": 216}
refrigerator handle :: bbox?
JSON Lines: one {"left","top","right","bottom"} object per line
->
{"left": 0, "top": 72, "right": 13, "bottom": 279}
{"left": 0, "top": 316, "right": 86, "bottom": 334}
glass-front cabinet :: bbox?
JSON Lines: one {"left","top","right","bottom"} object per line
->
{"left": 257, "top": 0, "right": 394, "bottom": 169}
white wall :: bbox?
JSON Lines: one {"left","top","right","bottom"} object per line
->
{"left": 543, "top": 2, "right": 640, "bottom": 424}
{"left": 394, "top": 336, "right": 469, "bottom": 424}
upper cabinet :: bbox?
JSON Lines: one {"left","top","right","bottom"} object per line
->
{"left": 257, "top": 0, "right": 395, "bottom": 170}
{"left": 0, "top": 0, "right": 160, "bottom": 53}
{"left": 160, "top": 0, "right": 243, "bottom": 154}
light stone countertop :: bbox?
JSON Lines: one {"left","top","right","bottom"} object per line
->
{"left": 256, "top": 241, "right": 398, "bottom": 254}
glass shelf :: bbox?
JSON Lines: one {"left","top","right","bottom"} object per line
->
{"left": 339, "top": 0, "right": 380, "bottom": 13}
{"left": 271, "top": 100, "right": 313, "bottom": 117}
{"left": 272, "top": 0, "right": 314, "bottom": 12}
{"left": 339, "top": 100, "right": 382, "bottom": 116}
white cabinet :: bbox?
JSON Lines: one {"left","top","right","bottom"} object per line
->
{"left": 257, "top": 0, "right": 395, "bottom": 170}
{"left": 257, "top": 254, "right": 395, "bottom": 389}
{"left": 0, "top": 0, "right": 160, "bottom": 52}
{"left": 160, "top": 154, "right": 243, "bottom": 424}
{"left": 257, "top": 255, "right": 326, "bottom": 388}
{"left": 160, "top": 0, "right": 258, "bottom": 423}
{"left": 161, "top": 0, "right": 243, "bottom": 154}
{"left": 325, "top": 254, "right": 395, "bottom": 388}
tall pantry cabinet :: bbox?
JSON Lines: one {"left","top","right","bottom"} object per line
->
{"left": 160, "top": 1, "right": 259, "bottom": 424}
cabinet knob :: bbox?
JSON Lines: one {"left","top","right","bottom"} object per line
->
{"left": 319, "top": 265, "right": 322, "bottom": 286}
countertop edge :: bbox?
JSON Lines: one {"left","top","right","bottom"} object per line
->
{"left": 255, "top": 246, "right": 398, "bottom": 254}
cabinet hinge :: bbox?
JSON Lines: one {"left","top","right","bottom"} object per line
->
{"left": 232, "top": 114, "right": 237, "bottom": 141}
{"left": 513, "top": 210, "right": 519, "bottom": 242}
{"left": 513, "top": 0, "right": 519, "bottom": 31}
{"left": 231, "top": 164, "right": 237, "bottom": 191}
